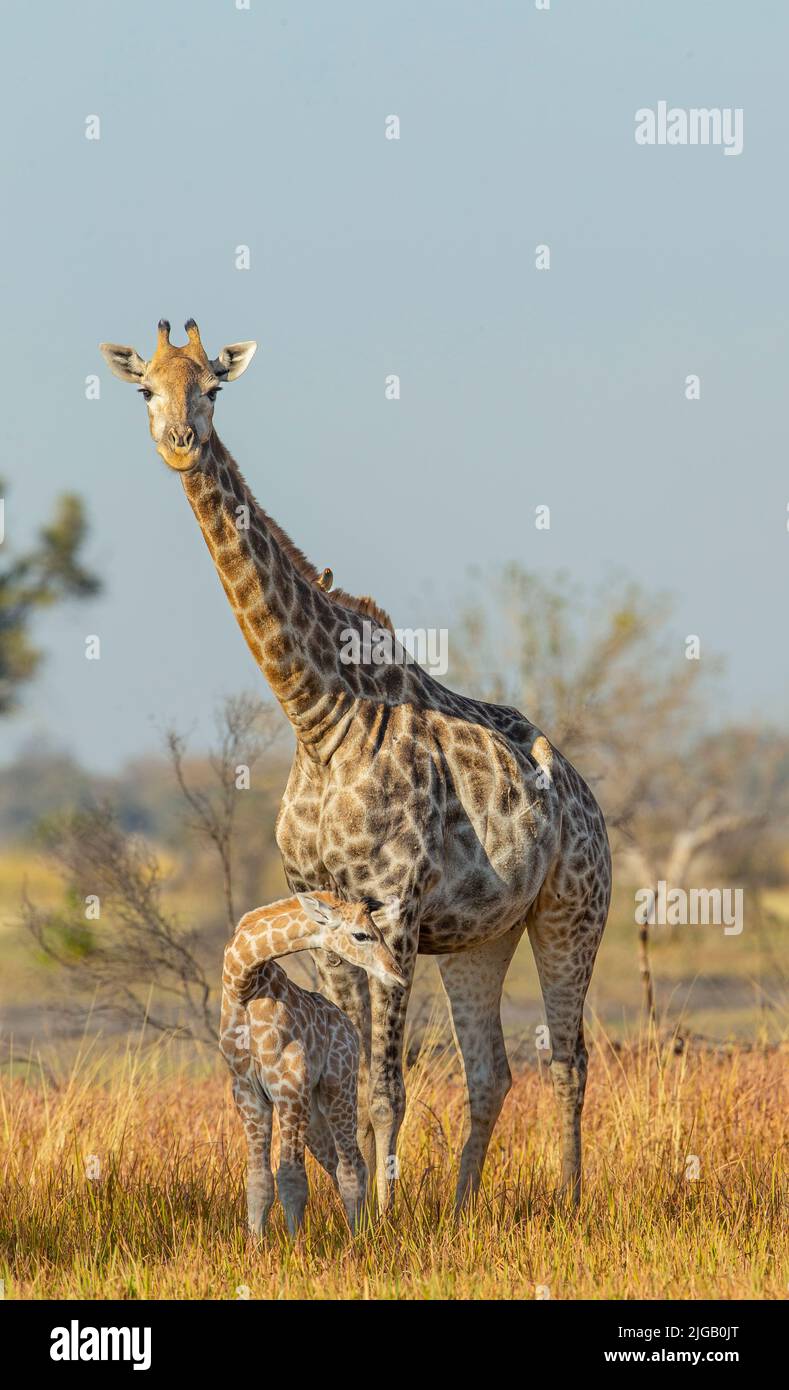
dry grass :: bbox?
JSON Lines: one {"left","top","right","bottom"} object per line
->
{"left": 0, "top": 1023, "right": 785, "bottom": 1301}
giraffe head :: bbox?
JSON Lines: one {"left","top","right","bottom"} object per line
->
{"left": 296, "top": 894, "right": 405, "bottom": 987}
{"left": 99, "top": 319, "right": 257, "bottom": 473}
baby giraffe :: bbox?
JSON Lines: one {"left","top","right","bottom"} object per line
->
{"left": 220, "top": 891, "right": 404, "bottom": 1237}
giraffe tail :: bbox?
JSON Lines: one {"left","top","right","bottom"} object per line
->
{"left": 530, "top": 734, "right": 554, "bottom": 786}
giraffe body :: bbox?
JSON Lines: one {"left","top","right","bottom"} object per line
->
{"left": 101, "top": 321, "right": 612, "bottom": 1213}
{"left": 220, "top": 891, "right": 404, "bottom": 1236}
{"left": 276, "top": 697, "right": 609, "bottom": 1207}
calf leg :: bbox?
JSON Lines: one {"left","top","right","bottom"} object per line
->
{"left": 231, "top": 1075, "right": 275, "bottom": 1235}
{"left": 320, "top": 1066, "right": 368, "bottom": 1233}
{"left": 276, "top": 1099, "right": 310, "bottom": 1237}
{"left": 220, "top": 990, "right": 275, "bottom": 1235}
{"left": 306, "top": 1094, "right": 339, "bottom": 1182}
{"left": 308, "top": 956, "right": 376, "bottom": 1192}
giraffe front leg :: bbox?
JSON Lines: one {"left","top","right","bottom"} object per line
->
{"left": 362, "top": 906, "right": 419, "bottom": 1212}
{"left": 367, "top": 960, "right": 415, "bottom": 1213}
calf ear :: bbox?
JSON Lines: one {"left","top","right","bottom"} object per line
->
{"left": 210, "top": 341, "right": 257, "bottom": 381}
{"left": 99, "top": 343, "right": 148, "bottom": 383}
{"left": 296, "top": 892, "right": 336, "bottom": 928}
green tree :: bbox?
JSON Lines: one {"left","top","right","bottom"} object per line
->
{"left": 0, "top": 485, "right": 101, "bottom": 714}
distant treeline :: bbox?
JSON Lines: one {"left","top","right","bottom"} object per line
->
{"left": 0, "top": 741, "right": 291, "bottom": 848}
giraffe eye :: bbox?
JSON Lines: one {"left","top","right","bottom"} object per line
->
{"left": 352, "top": 932, "right": 372, "bottom": 942}
{"left": 138, "top": 388, "right": 153, "bottom": 402}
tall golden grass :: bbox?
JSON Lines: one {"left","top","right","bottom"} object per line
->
{"left": 0, "top": 1022, "right": 785, "bottom": 1300}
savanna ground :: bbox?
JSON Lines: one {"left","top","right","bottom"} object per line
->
{"left": 0, "top": 848, "right": 786, "bottom": 1300}
{"left": 0, "top": 1029, "right": 785, "bottom": 1300}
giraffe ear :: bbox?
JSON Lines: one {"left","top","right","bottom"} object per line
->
{"left": 210, "top": 341, "right": 257, "bottom": 381}
{"left": 296, "top": 893, "right": 338, "bottom": 928}
{"left": 99, "top": 343, "right": 148, "bottom": 383}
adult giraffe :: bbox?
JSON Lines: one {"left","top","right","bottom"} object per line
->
{"left": 100, "top": 320, "right": 611, "bottom": 1210}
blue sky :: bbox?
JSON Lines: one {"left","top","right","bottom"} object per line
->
{"left": 2, "top": 1, "right": 787, "bottom": 770}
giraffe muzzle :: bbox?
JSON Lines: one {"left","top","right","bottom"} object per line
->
{"left": 376, "top": 957, "right": 407, "bottom": 988}
{"left": 158, "top": 437, "right": 204, "bottom": 473}
{"left": 168, "top": 426, "right": 196, "bottom": 452}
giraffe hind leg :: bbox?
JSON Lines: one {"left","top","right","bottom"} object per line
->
{"left": 527, "top": 892, "right": 608, "bottom": 1207}
{"left": 276, "top": 1098, "right": 310, "bottom": 1238}
{"left": 438, "top": 924, "right": 525, "bottom": 1208}
{"left": 318, "top": 1036, "right": 368, "bottom": 1232}
{"left": 320, "top": 1080, "right": 368, "bottom": 1233}
{"left": 231, "top": 1075, "right": 274, "bottom": 1236}
{"left": 306, "top": 1091, "right": 339, "bottom": 1183}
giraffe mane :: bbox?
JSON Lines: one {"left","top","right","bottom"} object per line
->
{"left": 240, "top": 496, "right": 394, "bottom": 631}
{"left": 327, "top": 587, "right": 395, "bottom": 633}
{"left": 258, "top": 510, "right": 393, "bottom": 631}
{"left": 211, "top": 436, "right": 395, "bottom": 633}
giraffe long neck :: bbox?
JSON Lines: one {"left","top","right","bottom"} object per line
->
{"left": 223, "top": 895, "right": 328, "bottom": 999}
{"left": 181, "top": 434, "right": 355, "bottom": 756}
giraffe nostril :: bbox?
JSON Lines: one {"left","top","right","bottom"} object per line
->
{"left": 169, "top": 426, "right": 195, "bottom": 452}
